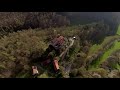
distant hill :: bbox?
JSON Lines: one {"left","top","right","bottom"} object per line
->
{"left": 58, "top": 12, "right": 120, "bottom": 35}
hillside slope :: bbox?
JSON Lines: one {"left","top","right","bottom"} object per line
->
{"left": 0, "top": 22, "right": 120, "bottom": 78}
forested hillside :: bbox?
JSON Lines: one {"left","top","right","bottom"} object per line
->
{"left": 0, "top": 12, "right": 120, "bottom": 78}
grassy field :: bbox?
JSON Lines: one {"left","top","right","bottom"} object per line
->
{"left": 97, "top": 41, "right": 120, "bottom": 67}
{"left": 116, "top": 25, "right": 120, "bottom": 35}
{"left": 89, "top": 25, "right": 120, "bottom": 69}
{"left": 97, "top": 25, "right": 120, "bottom": 66}
{"left": 88, "top": 44, "right": 100, "bottom": 55}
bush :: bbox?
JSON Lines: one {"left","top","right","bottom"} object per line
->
{"left": 0, "top": 12, "right": 27, "bottom": 32}
{"left": 0, "top": 12, "right": 70, "bottom": 37}
{"left": 0, "top": 29, "right": 48, "bottom": 77}
{"left": 69, "top": 69, "right": 78, "bottom": 77}
{"left": 79, "top": 22, "right": 110, "bottom": 44}
{"left": 23, "top": 12, "right": 70, "bottom": 29}
{"left": 0, "top": 26, "right": 82, "bottom": 78}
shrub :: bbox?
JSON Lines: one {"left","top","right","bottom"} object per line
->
{"left": 23, "top": 12, "right": 70, "bottom": 29}
{"left": 69, "top": 69, "right": 78, "bottom": 77}
{"left": 0, "top": 12, "right": 70, "bottom": 37}
{"left": 0, "top": 29, "right": 48, "bottom": 77}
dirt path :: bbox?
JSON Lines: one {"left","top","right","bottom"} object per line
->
{"left": 60, "top": 38, "right": 75, "bottom": 60}
{"left": 59, "top": 38, "right": 75, "bottom": 77}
